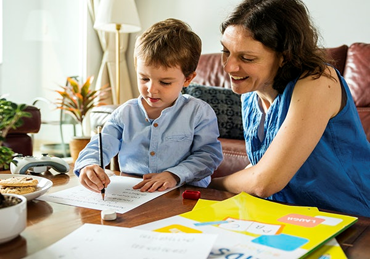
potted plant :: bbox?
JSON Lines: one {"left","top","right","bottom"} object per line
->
{"left": 0, "top": 98, "right": 31, "bottom": 169}
{"left": 53, "top": 76, "right": 110, "bottom": 161}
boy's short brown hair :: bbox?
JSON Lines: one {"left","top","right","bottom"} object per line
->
{"left": 134, "top": 18, "right": 202, "bottom": 77}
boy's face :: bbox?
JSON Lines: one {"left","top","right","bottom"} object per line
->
{"left": 136, "top": 58, "right": 195, "bottom": 117}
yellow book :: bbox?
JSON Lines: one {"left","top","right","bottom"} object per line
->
{"left": 136, "top": 192, "right": 355, "bottom": 258}
{"left": 192, "top": 198, "right": 348, "bottom": 259}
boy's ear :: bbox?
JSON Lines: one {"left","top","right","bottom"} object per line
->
{"left": 183, "top": 72, "right": 197, "bottom": 87}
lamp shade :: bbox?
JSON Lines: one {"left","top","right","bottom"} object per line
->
{"left": 94, "top": 0, "right": 141, "bottom": 33}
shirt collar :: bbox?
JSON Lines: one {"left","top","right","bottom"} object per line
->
{"left": 138, "top": 93, "right": 184, "bottom": 121}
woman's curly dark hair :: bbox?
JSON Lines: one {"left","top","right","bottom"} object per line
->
{"left": 221, "top": 0, "right": 331, "bottom": 93}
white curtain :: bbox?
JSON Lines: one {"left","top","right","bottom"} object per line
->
{"left": 88, "top": 0, "right": 134, "bottom": 105}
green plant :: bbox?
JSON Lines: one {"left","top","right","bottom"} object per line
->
{"left": 0, "top": 98, "right": 31, "bottom": 169}
{"left": 54, "top": 76, "right": 110, "bottom": 136}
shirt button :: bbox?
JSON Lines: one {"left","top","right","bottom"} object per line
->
{"left": 150, "top": 151, "right": 155, "bottom": 156}
{"left": 145, "top": 118, "right": 149, "bottom": 122}
{"left": 153, "top": 123, "right": 158, "bottom": 127}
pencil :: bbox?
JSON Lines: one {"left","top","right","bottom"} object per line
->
{"left": 97, "top": 126, "right": 105, "bottom": 201}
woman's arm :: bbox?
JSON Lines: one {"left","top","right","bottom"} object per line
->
{"left": 210, "top": 66, "right": 343, "bottom": 196}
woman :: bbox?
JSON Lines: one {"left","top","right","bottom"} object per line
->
{"left": 209, "top": 0, "right": 370, "bottom": 217}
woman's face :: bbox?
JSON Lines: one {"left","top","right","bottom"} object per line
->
{"left": 221, "top": 25, "right": 283, "bottom": 95}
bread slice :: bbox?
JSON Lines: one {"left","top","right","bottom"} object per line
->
{"left": 0, "top": 176, "right": 38, "bottom": 187}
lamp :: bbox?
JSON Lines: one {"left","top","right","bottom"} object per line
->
{"left": 94, "top": 0, "right": 141, "bottom": 104}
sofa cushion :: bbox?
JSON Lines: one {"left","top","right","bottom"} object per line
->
{"left": 213, "top": 138, "right": 250, "bottom": 178}
{"left": 343, "top": 43, "right": 370, "bottom": 141}
{"left": 182, "top": 84, "right": 244, "bottom": 140}
{"left": 193, "top": 53, "right": 231, "bottom": 88}
{"left": 325, "top": 44, "right": 348, "bottom": 75}
{"left": 344, "top": 43, "right": 370, "bottom": 107}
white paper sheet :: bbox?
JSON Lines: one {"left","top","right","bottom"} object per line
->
{"left": 24, "top": 223, "right": 218, "bottom": 259}
{"left": 37, "top": 175, "right": 175, "bottom": 213}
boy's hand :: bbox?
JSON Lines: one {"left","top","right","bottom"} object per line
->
{"left": 133, "top": 171, "right": 179, "bottom": 192}
{"left": 79, "top": 164, "right": 111, "bottom": 193}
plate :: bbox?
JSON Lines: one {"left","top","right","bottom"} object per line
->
{"left": 0, "top": 174, "right": 53, "bottom": 201}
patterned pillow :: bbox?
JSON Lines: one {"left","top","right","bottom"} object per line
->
{"left": 182, "top": 84, "right": 244, "bottom": 139}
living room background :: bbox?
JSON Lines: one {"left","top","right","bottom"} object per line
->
{"left": 0, "top": 0, "right": 369, "bottom": 155}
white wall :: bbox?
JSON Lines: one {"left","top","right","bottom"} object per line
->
{"left": 126, "top": 0, "right": 370, "bottom": 97}
{"left": 1, "top": 0, "right": 82, "bottom": 104}
{"left": 304, "top": 0, "right": 370, "bottom": 47}
{"left": 0, "top": 0, "right": 83, "bottom": 151}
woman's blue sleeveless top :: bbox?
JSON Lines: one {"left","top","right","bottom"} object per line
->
{"left": 241, "top": 70, "right": 370, "bottom": 216}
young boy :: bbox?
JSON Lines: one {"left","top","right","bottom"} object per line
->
{"left": 74, "top": 18, "right": 223, "bottom": 193}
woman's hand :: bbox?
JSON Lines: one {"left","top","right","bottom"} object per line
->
{"left": 133, "top": 171, "right": 179, "bottom": 192}
{"left": 79, "top": 164, "right": 111, "bottom": 193}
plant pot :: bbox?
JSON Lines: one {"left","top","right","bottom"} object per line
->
{"left": 69, "top": 137, "right": 91, "bottom": 162}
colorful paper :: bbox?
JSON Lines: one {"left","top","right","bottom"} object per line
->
{"left": 136, "top": 192, "right": 356, "bottom": 258}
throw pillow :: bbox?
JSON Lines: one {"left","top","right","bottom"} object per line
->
{"left": 182, "top": 84, "right": 244, "bottom": 140}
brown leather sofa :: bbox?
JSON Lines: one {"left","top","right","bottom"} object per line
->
{"left": 3, "top": 105, "right": 41, "bottom": 157}
{"left": 90, "top": 42, "right": 370, "bottom": 178}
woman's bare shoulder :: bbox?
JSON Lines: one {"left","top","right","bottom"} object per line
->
{"left": 293, "top": 65, "right": 342, "bottom": 118}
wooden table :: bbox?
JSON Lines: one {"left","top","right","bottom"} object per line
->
{"left": 0, "top": 169, "right": 369, "bottom": 259}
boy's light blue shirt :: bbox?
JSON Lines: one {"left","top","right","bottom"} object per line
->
{"left": 74, "top": 93, "right": 223, "bottom": 187}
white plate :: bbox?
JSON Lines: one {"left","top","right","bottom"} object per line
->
{"left": 0, "top": 174, "right": 53, "bottom": 201}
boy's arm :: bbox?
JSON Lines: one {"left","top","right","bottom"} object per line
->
{"left": 166, "top": 102, "right": 223, "bottom": 186}
{"left": 74, "top": 120, "right": 122, "bottom": 176}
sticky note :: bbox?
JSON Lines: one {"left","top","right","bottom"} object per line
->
{"left": 252, "top": 234, "right": 308, "bottom": 251}
{"left": 154, "top": 224, "right": 202, "bottom": 234}
{"left": 278, "top": 213, "right": 325, "bottom": 227}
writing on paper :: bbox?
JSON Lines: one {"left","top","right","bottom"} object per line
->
{"left": 37, "top": 176, "right": 176, "bottom": 213}
{"left": 24, "top": 224, "right": 217, "bottom": 259}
